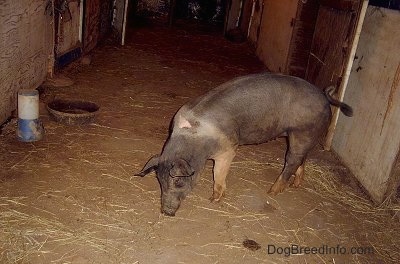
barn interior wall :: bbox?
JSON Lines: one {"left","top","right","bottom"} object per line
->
{"left": 247, "top": 1, "right": 261, "bottom": 45}
{"left": 132, "top": 0, "right": 223, "bottom": 22}
{"left": 225, "top": 0, "right": 242, "bottom": 32}
{"left": 83, "top": 0, "right": 101, "bottom": 52}
{"left": 0, "top": 0, "right": 115, "bottom": 125}
{"left": 135, "top": 0, "right": 167, "bottom": 13}
{"left": 305, "top": 3, "right": 356, "bottom": 89}
{"left": 55, "top": 1, "right": 82, "bottom": 56}
{"left": 0, "top": 1, "right": 54, "bottom": 124}
{"left": 238, "top": 0, "right": 254, "bottom": 36}
{"left": 254, "top": 0, "right": 299, "bottom": 73}
{"left": 389, "top": 152, "right": 400, "bottom": 200}
{"left": 332, "top": 6, "right": 400, "bottom": 203}
{"left": 286, "top": 0, "right": 320, "bottom": 78}
{"left": 83, "top": 0, "right": 113, "bottom": 53}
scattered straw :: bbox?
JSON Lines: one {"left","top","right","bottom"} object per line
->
{"left": 305, "top": 162, "right": 400, "bottom": 218}
{"left": 0, "top": 195, "right": 141, "bottom": 263}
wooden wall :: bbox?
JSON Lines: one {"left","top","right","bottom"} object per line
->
{"left": 305, "top": 2, "right": 358, "bottom": 89}
{"left": 84, "top": 0, "right": 101, "bottom": 52}
{"left": 255, "top": 0, "right": 298, "bottom": 73}
{"left": 246, "top": 0, "right": 360, "bottom": 81}
{"left": 238, "top": 0, "right": 254, "bottom": 36}
{"left": 286, "top": 0, "right": 319, "bottom": 78}
{"left": 99, "top": 0, "right": 113, "bottom": 40}
{"left": 247, "top": 0, "right": 263, "bottom": 46}
{"left": 332, "top": 7, "right": 400, "bottom": 203}
{"left": 225, "top": 0, "right": 243, "bottom": 32}
{"left": 84, "top": 0, "right": 114, "bottom": 52}
{"left": 0, "top": 0, "right": 54, "bottom": 124}
{"left": 113, "top": 0, "right": 128, "bottom": 44}
{"left": 55, "top": 1, "right": 82, "bottom": 56}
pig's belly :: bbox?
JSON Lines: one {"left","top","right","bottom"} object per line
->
{"left": 237, "top": 125, "right": 286, "bottom": 145}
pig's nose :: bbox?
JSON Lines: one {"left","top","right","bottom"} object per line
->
{"left": 161, "top": 208, "right": 176, "bottom": 216}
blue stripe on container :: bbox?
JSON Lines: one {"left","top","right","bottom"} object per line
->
{"left": 17, "top": 119, "right": 43, "bottom": 142}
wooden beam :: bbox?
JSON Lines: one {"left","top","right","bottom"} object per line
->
{"left": 324, "top": 0, "right": 369, "bottom": 150}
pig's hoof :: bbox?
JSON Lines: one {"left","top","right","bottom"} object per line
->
{"left": 209, "top": 192, "right": 224, "bottom": 203}
{"left": 209, "top": 196, "right": 220, "bottom": 203}
{"left": 290, "top": 165, "right": 304, "bottom": 188}
{"left": 268, "top": 178, "right": 288, "bottom": 195}
{"left": 290, "top": 177, "right": 302, "bottom": 188}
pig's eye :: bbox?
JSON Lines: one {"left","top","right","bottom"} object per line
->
{"left": 174, "top": 178, "right": 185, "bottom": 188}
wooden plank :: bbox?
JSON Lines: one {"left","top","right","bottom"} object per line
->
{"left": 324, "top": 0, "right": 366, "bottom": 150}
{"left": 321, "top": 0, "right": 359, "bottom": 10}
{"left": 332, "top": 7, "right": 400, "bottom": 203}
{"left": 83, "top": 0, "right": 100, "bottom": 52}
{"left": 225, "top": 0, "right": 243, "bottom": 32}
{"left": 305, "top": 5, "right": 354, "bottom": 89}
{"left": 56, "top": 1, "right": 81, "bottom": 56}
{"left": 99, "top": 0, "right": 113, "bottom": 39}
{"left": 387, "top": 150, "right": 400, "bottom": 200}
{"left": 255, "top": 0, "right": 298, "bottom": 73}
{"left": 168, "top": 0, "right": 176, "bottom": 27}
{"left": 247, "top": 0, "right": 263, "bottom": 46}
{"left": 0, "top": 0, "right": 53, "bottom": 124}
{"left": 286, "top": 0, "right": 319, "bottom": 78}
{"left": 239, "top": 0, "right": 254, "bottom": 35}
{"left": 113, "top": 0, "right": 128, "bottom": 45}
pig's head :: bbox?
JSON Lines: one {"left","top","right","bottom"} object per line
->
{"left": 135, "top": 155, "right": 196, "bottom": 216}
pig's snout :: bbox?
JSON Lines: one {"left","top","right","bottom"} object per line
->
{"left": 161, "top": 207, "right": 177, "bottom": 216}
{"left": 161, "top": 192, "right": 184, "bottom": 216}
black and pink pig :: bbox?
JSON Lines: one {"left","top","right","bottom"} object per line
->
{"left": 136, "top": 73, "right": 353, "bottom": 216}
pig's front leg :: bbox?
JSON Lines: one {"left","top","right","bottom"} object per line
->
{"left": 210, "top": 149, "right": 237, "bottom": 202}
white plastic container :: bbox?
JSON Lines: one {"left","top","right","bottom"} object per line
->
{"left": 17, "top": 89, "right": 44, "bottom": 142}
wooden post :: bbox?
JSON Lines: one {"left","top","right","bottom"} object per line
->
{"left": 168, "top": 0, "right": 177, "bottom": 27}
{"left": 324, "top": 0, "right": 369, "bottom": 150}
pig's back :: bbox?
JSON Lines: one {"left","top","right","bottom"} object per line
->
{"left": 185, "top": 73, "right": 332, "bottom": 144}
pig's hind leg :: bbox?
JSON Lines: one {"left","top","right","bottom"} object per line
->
{"left": 291, "top": 162, "right": 305, "bottom": 188}
{"left": 210, "top": 149, "right": 237, "bottom": 202}
{"left": 268, "top": 131, "right": 315, "bottom": 195}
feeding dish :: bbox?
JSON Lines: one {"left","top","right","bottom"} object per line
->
{"left": 47, "top": 99, "right": 99, "bottom": 125}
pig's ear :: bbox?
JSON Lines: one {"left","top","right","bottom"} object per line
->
{"left": 135, "top": 155, "right": 160, "bottom": 177}
{"left": 169, "top": 159, "right": 194, "bottom": 177}
{"left": 177, "top": 115, "right": 192, "bottom": 129}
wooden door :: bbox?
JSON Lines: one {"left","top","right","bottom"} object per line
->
{"left": 255, "top": 0, "right": 298, "bottom": 73}
{"left": 305, "top": 0, "right": 360, "bottom": 89}
{"left": 113, "top": 0, "right": 129, "bottom": 45}
{"left": 239, "top": 0, "right": 254, "bottom": 36}
{"left": 54, "top": 0, "right": 82, "bottom": 56}
{"left": 332, "top": 6, "right": 400, "bottom": 203}
{"left": 286, "top": 0, "right": 319, "bottom": 78}
{"left": 247, "top": 0, "right": 264, "bottom": 46}
{"left": 99, "top": 0, "right": 114, "bottom": 40}
{"left": 83, "top": 0, "right": 101, "bottom": 52}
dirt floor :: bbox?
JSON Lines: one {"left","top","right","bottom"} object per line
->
{"left": 1, "top": 19, "right": 399, "bottom": 264}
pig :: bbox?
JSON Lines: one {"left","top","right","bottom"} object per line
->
{"left": 136, "top": 73, "right": 353, "bottom": 216}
